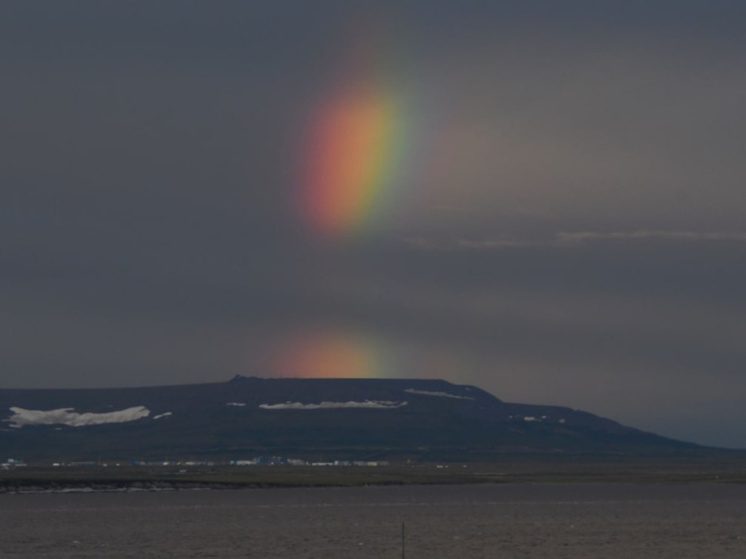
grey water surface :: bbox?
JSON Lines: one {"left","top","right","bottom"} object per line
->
{"left": 1, "top": 483, "right": 745, "bottom": 558}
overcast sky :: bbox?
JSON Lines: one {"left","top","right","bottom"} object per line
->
{"left": 2, "top": 1, "right": 746, "bottom": 448}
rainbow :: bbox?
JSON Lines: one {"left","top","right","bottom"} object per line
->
{"left": 300, "top": 22, "right": 408, "bottom": 241}
{"left": 273, "top": 331, "right": 388, "bottom": 379}
{"left": 268, "top": 328, "right": 463, "bottom": 381}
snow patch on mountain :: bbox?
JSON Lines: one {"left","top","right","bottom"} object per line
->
{"left": 226, "top": 402, "right": 247, "bottom": 407}
{"left": 6, "top": 406, "right": 150, "bottom": 428}
{"left": 404, "top": 389, "right": 474, "bottom": 400}
{"left": 153, "top": 412, "right": 172, "bottom": 420}
{"left": 259, "top": 400, "right": 407, "bottom": 410}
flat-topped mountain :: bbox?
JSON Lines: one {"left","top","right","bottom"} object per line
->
{"left": 0, "top": 376, "right": 700, "bottom": 462}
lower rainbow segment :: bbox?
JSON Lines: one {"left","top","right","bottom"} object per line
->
{"left": 302, "top": 84, "right": 404, "bottom": 241}
{"left": 272, "top": 330, "right": 388, "bottom": 379}
{"left": 267, "top": 329, "right": 467, "bottom": 381}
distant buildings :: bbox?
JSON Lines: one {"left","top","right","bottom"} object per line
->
{"left": 1, "top": 458, "right": 26, "bottom": 470}
{"left": 228, "top": 457, "right": 389, "bottom": 467}
{"left": 2, "top": 457, "right": 392, "bottom": 468}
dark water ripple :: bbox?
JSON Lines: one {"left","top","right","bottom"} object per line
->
{"left": 1, "top": 484, "right": 745, "bottom": 558}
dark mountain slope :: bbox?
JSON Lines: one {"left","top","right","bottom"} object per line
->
{"left": 0, "top": 376, "right": 700, "bottom": 462}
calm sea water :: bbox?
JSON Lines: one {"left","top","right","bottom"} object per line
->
{"left": 1, "top": 483, "right": 745, "bottom": 558}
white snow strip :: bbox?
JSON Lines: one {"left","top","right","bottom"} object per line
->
{"left": 404, "top": 389, "right": 474, "bottom": 400}
{"left": 7, "top": 406, "right": 150, "bottom": 428}
{"left": 153, "top": 412, "right": 172, "bottom": 420}
{"left": 226, "top": 402, "right": 247, "bottom": 407}
{"left": 259, "top": 400, "right": 407, "bottom": 410}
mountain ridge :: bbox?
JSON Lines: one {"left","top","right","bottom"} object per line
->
{"left": 0, "top": 376, "right": 702, "bottom": 462}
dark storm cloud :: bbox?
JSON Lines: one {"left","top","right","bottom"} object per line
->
{"left": 1, "top": 2, "right": 746, "bottom": 447}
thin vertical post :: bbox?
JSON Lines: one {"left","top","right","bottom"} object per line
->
{"left": 401, "top": 521, "right": 406, "bottom": 559}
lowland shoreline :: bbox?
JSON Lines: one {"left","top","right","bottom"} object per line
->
{"left": 3, "top": 453, "right": 746, "bottom": 493}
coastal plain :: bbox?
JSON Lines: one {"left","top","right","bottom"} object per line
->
{"left": 3, "top": 453, "right": 746, "bottom": 492}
